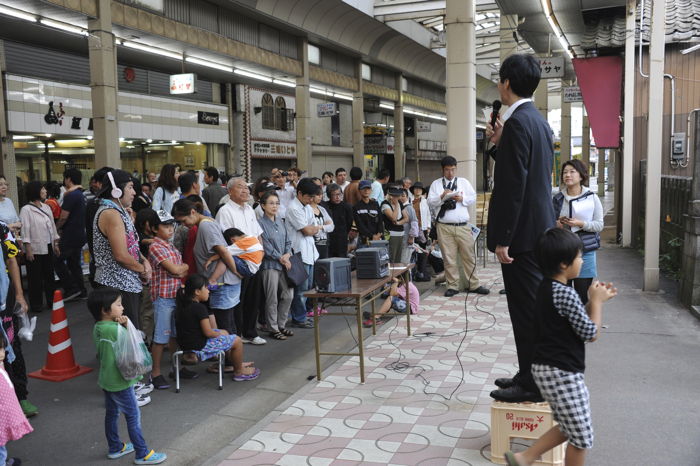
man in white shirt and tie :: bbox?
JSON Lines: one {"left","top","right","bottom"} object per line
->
{"left": 427, "top": 156, "right": 490, "bottom": 297}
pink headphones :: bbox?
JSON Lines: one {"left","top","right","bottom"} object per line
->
{"left": 106, "top": 171, "right": 122, "bottom": 199}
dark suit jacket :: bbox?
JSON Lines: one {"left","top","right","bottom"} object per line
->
{"left": 487, "top": 101, "right": 555, "bottom": 255}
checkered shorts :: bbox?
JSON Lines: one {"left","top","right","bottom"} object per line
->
{"left": 532, "top": 364, "right": 593, "bottom": 449}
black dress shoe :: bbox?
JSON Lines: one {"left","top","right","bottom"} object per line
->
{"left": 444, "top": 289, "right": 459, "bottom": 297}
{"left": 469, "top": 286, "right": 490, "bottom": 295}
{"left": 490, "top": 385, "right": 544, "bottom": 403}
{"left": 494, "top": 377, "right": 516, "bottom": 389}
{"left": 499, "top": 289, "right": 507, "bottom": 295}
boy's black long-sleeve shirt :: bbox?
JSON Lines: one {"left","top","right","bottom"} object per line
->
{"left": 352, "top": 199, "right": 383, "bottom": 242}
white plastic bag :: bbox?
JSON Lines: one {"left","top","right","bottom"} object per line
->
{"left": 14, "top": 303, "right": 36, "bottom": 342}
{"left": 115, "top": 319, "right": 152, "bottom": 380}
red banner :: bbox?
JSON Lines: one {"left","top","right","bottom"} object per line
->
{"left": 572, "top": 56, "right": 623, "bottom": 148}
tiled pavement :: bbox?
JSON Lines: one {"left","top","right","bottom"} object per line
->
{"left": 219, "top": 261, "right": 516, "bottom": 465}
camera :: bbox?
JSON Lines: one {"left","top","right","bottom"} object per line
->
{"left": 437, "top": 199, "right": 456, "bottom": 219}
{"left": 279, "top": 171, "right": 289, "bottom": 177}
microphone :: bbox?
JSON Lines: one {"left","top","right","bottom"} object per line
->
{"left": 489, "top": 100, "right": 502, "bottom": 129}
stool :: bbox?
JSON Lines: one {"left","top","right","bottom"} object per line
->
{"left": 172, "top": 350, "right": 225, "bottom": 393}
{"left": 490, "top": 400, "right": 565, "bottom": 465}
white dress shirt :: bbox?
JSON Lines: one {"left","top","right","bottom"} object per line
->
{"left": 285, "top": 197, "right": 319, "bottom": 265}
{"left": 427, "top": 176, "right": 477, "bottom": 224}
{"left": 501, "top": 98, "right": 532, "bottom": 122}
{"left": 215, "top": 198, "right": 263, "bottom": 238}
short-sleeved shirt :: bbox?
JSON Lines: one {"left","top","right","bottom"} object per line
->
{"left": 148, "top": 237, "right": 183, "bottom": 300}
{"left": 215, "top": 199, "right": 263, "bottom": 237}
{"left": 93, "top": 321, "right": 140, "bottom": 391}
{"left": 193, "top": 219, "right": 240, "bottom": 285}
{"left": 175, "top": 301, "right": 209, "bottom": 351}
{"left": 395, "top": 281, "right": 420, "bottom": 314}
{"left": 285, "top": 197, "right": 319, "bottom": 265}
{"left": 60, "top": 189, "right": 87, "bottom": 248}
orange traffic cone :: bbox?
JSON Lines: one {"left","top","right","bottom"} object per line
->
{"left": 29, "top": 290, "right": 92, "bottom": 382}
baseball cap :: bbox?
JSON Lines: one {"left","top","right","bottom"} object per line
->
{"left": 156, "top": 210, "right": 176, "bottom": 224}
{"left": 387, "top": 186, "right": 403, "bottom": 196}
{"left": 359, "top": 180, "right": 372, "bottom": 190}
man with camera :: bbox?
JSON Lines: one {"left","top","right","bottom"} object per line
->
{"left": 427, "top": 156, "right": 489, "bottom": 297}
{"left": 271, "top": 169, "right": 295, "bottom": 219}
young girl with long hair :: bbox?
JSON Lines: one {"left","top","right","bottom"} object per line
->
{"left": 175, "top": 274, "right": 259, "bottom": 381}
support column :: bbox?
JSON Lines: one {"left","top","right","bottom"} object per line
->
{"left": 88, "top": 0, "right": 120, "bottom": 169}
{"left": 622, "top": 0, "right": 636, "bottom": 247}
{"left": 445, "top": 0, "right": 477, "bottom": 217}
{"left": 598, "top": 149, "right": 606, "bottom": 196}
{"left": 393, "top": 73, "right": 405, "bottom": 178}
{"left": 608, "top": 149, "right": 615, "bottom": 190}
{"left": 0, "top": 41, "right": 18, "bottom": 204}
{"left": 534, "top": 70, "right": 548, "bottom": 120}
{"left": 582, "top": 109, "right": 591, "bottom": 167}
{"left": 560, "top": 81, "right": 572, "bottom": 171}
{"left": 643, "top": 0, "right": 666, "bottom": 291}
{"left": 352, "top": 60, "right": 365, "bottom": 169}
{"left": 295, "top": 38, "right": 312, "bottom": 174}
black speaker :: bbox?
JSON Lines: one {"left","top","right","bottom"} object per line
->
{"left": 314, "top": 257, "right": 351, "bottom": 293}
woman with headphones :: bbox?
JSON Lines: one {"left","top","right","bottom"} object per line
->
{"left": 93, "top": 169, "right": 152, "bottom": 328}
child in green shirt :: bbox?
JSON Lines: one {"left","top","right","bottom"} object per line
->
{"left": 89, "top": 287, "right": 167, "bottom": 465}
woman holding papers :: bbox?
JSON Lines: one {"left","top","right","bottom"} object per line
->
{"left": 553, "top": 159, "right": 604, "bottom": 304}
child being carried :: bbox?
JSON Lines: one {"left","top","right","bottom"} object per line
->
{"left": 205, "top": 228, "right": 264, "bottom": 286}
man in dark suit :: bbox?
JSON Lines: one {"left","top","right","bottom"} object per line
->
{"left": 486, "top": 54, "right": 556, "bottom": 402}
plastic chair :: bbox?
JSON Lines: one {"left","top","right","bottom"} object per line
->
{"left": 171, "top": 349, "right": 225, "bottom": 393}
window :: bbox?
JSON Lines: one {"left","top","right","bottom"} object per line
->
{"left": 308, "top": 43, "right": 320, "bottom": 65}
{"left": 262, "top": 93, "right": 274, "bottom": 129}
{"left": 361, "top": 63, "right": 371, "bottom": 81}
{"left": 275, "top": 96, "right": 286, "bottom": 131}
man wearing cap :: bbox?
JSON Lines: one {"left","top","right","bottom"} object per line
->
{"left": 353, "top": 180, "right": 384, "bottom": 246}
{"left": 322, "top": 183, "right": 353, "bottom": 258}
{"left": 411, "top": 182, "right": 432, "bottom": 282}
{"left": 427, "top": 155, "right": 489, "bottom": 297}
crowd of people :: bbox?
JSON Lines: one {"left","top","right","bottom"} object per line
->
{"left": 0, "top": 53, "right": 618, "bottom": 466}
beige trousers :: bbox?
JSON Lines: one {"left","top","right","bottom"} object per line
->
{"left": 436, "top": 222, "right": 479, "bottom": 291}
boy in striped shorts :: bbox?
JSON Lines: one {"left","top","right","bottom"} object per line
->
{"left": 505, "top": 228, "right": 616, "bottom": 466}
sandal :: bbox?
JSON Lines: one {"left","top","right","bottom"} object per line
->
{"left": 280, "top": 328, "right": 294, "bottom": 337}
{"left": 271, "top": 331, "right": 287, "bottom": 340}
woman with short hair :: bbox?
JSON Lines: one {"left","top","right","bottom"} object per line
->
{"left": 19, "top": 181, "right": 59, "bottom": 313}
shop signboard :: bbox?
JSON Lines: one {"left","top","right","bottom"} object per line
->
{"left": 563, "top": 86, "right": 583, "bottom": 103}
{"left": 386, "top": 136, "right": 395, "bottom": 154}
{"left": 197, "top": 111, "right": 219, "bottom": 125}
{"left": 364, "top": 134, "right": 387, "bottom": 154}
{"left": 416, "top": 121, "right": 431, "bottom": 132}
{"left": 317, "top": 102, "right": 337, "bottom": 117}
{"left": 251, "top": 140, "right": 297, "bottom": 158}
{"left": 537, "top": 56, "right": 565, "bottom": 78}
{"left": 170, "top": 73, "right": 196, "bottom": 95}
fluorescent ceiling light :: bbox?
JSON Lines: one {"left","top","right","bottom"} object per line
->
{"left": 0, "top": 5, "right": 37, "bottom": 22}
{"left": 681, "top": 43, "right": 700, "bottom": 55}
{"left": 333, "top": 93, "right": 353, "bottom": 101}
{"left": 40, "top": 18, "right": 87, "bottom": 36}
{"left": 86, "top": 135, "right": 93, "bottom": 140}
{"left": 273, "top": 78, "right": 296, "bottom": 88}
{"left": 186, "top": 56, "right": 233, "bottom": 72}
{"left": 234, "top": 69, "right": 272, "bottom": 82}
{"left": 379, "top": 102, "right": 394, "bottom": 110}
{"left": 540, "top": 0, "right": 574, "bottom": 59}
{"left": 12, "top": 135, "right": 34, "bottom": 140}
{"left": 310, "top": 86, "right": 331, "bottom": 96}
{"left": 122, "top": 41, "right": 182, "bottom": 60}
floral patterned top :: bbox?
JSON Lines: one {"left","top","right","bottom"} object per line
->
{"left": 93, "top": 200, "right": 142, "bottom": 293}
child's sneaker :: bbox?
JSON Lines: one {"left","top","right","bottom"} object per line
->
{"left": 134, "top": 450, "right": 167, "bottom": 464}
{"left": 306, "top": 309, "right": 315, "bottom": 317}
{"left": 134, "top": 382, "right": 153, "bottom": 396}
{"left": 20, "top": 399, "right": 38, "bottom": 417}
{"left": 107, "top": 442, "right": 134, "bottom": 459}
{"left": 136, "top": 394, "right": 151, "bottom": 407}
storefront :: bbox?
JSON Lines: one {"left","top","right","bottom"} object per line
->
{"left": 6, "top": 74, "right": 229, "bottom": 182}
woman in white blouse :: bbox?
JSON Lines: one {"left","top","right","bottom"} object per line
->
{"left": 151, "top": 163, "right": 181, "bottom": 214}
{"left": 553, "top": 159, "right": 604, "bottom": 304}
{"left": 19, "top": 181, "right": 60, "bottom": 313}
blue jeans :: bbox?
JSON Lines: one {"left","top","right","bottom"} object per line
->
{"left": 152, "top": 297, "right": 177, "bottom": 344}
{"left": 54, "top": 245, "right": 86, "bottom": 294}
{"left": 0, "top": 445, "right": 6, "bottom": 464}
{"left": 104, "top": 387, "right": 149, "bottom": 458}
{"left": 290, "top": 263, "right": 313, "bottom": 323}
